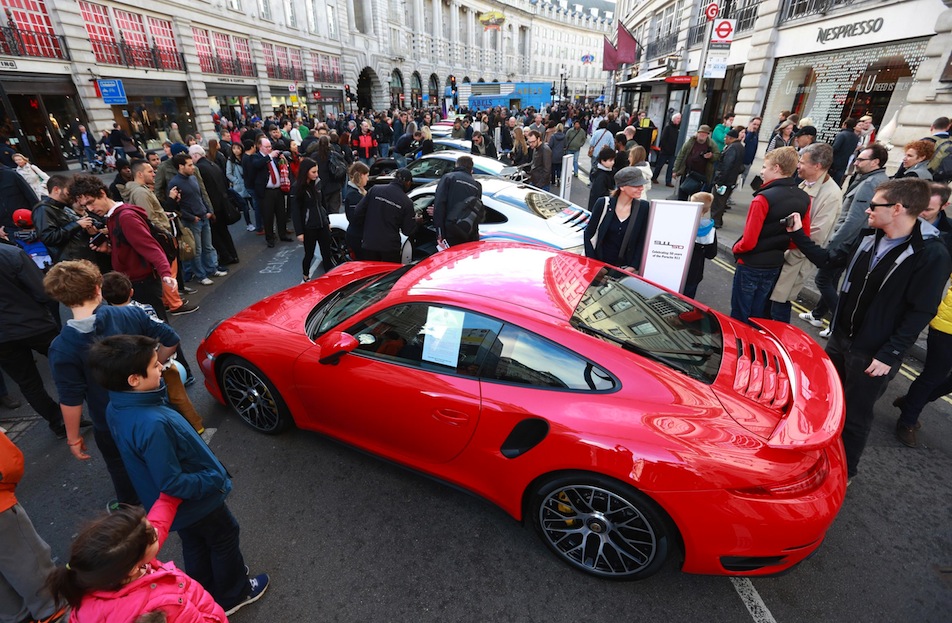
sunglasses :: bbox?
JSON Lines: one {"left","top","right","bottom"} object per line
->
{"left": 868, "top": 201, "right": 897, "bottom": 210}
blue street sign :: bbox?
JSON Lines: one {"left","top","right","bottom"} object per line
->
{"left": 98, "top": 79, "right": 127, "bottom": 105}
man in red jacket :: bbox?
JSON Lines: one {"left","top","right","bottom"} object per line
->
{"left": 68, "top": 174, "right": 175, "bottom": 321}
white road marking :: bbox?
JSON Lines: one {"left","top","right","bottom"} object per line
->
{"left": 200, "top": 427, "right": 217, "bottom": 444}
{"left": 730, "top": 577, "right": 778, "bottom": 623}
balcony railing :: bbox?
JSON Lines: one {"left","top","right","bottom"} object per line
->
{"left": 313, "top": 70, "right": 342, "bottom": 83}
{"left": 781, "top": 0, "right": 859, "bottom": 22}
{"left": 91, "top": 36, "right": 184, "bottom": 71}
{"left": 689, "top": 0, "right": 763, "bottom": 47}
{"left": 0, "top": 21, "right": 69, "bottom": 60}
{"left": 265, "top": 63, "right": 305, "bottom": 81}
{"left": 198, "top": 53, "right": 257, "bottom": 77}
{"left": 645, "top": 31, "right": 678, "bottom": 59}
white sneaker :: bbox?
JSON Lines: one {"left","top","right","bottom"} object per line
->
{"left": 246, "top": 224, "right": 256, "bottom": 231}
{"left": 198, "top": 277, "right": 214, "bottom": 286}
{"left": 212, "top": 270, "right": 228, "bottom": 277}
{"left": 798, "top": 311, "right": 824, "bottom": 328}
{"left": 819, "top": 328, "right": 831, "bottom": 339}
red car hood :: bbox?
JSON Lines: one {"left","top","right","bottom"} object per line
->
{"left": 712, "top": 318, "right": 844, "bottom": 449}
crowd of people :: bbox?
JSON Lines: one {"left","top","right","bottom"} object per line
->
{"left": 2, "top": 97, "right": 952, "bottom": 621}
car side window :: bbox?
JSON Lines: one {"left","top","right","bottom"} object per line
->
{"left": 347, "top": 304, "right": 502, "bottom": 377}
{"left": 481, "top": 325, "right": 616, "bottom": 391}
{"left": 409, "top": 159, "right": 450, "bottom": 178}
{"left": 413, "top": 194, "right": 435, "bottom": 214}
{"left": 483, "top": 206, "right": 507, "bottom": 224}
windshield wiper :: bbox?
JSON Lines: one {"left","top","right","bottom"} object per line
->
{"left": 571, "top": 320, "right": 713, "bottom": 359}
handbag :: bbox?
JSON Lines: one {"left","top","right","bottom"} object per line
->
{"left": 223, "top": 189, "right": 244, "bottom": 225}
{"left": 178, "top": 224, "right": 196, "bottom": 262}
{"left": 679, "top": 172, "right": 705, "bottom": 197}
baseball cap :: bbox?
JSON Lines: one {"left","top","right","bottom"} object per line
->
{"left": 393, "top": 168, "right": 413, "bottom": 186}
{"left": 12, "top": 208, "right": 33, "bottom": 227}
{"left": 795, "top": 126, "right": 818, "bottom": 138}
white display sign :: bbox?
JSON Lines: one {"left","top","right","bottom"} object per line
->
{"left": 421, "top": 307, "right": 464, "bottom": 367}
{"left": 640, "top": 200, "right": 703, "bottom": 293}
{"left": 704, "top": 52, "right": 729, "bottom": 79}
{"left": 559, "top": 154, "right": 573, "bottom": 200}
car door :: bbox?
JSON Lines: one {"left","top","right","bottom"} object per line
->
{"left": 293, "top": 303, "right": 502, "bottom": 465}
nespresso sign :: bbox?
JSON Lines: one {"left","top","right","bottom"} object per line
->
{"left": 817, "top": 17, "right": 884, "bottom": 44}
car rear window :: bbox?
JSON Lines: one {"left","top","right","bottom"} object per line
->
{"left": 571, "top": 268, "right": 723, "bottom": 384}
{"left": 492, "top": 187, "right": 575, "bottom": 220}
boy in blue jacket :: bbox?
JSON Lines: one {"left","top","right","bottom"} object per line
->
{"left": 87, "top": 334, "right": 269, "bottom": 617}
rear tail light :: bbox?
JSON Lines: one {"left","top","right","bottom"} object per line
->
{"left": 731, "top": 451, "right": 830, "bottom": 498}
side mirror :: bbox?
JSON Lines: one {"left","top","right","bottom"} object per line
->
{"left": 316, "top": 331, "right": 359, "bottom": 365}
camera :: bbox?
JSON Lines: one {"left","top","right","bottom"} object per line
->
{"left": 90, "top": 231, "right": 108, "bottom": 246}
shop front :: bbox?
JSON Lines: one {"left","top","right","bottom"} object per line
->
{"left": 270, "top": 84, "right": 309, "bottom": 119}
{"left": 0, "top": 72, "right": 87, "bottom": 170}
{"left": 205, "top": 81, "right": 260, "bottom": 127}
{"left": 310, "top": 88, "right": 343, "bottom": 119}
{"left": 106, "top": 78, "right": 196, "bottom": 150}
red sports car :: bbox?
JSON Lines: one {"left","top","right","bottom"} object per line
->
{"left": 198, "top": 242, "right": 846, "bottom": 580}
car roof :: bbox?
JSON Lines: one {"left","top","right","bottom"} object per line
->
{"left": 396, "top": 242, "right": 602, "bottom": 322}
{"left": 415, "top": 152, "right": 508, "bottom": 174}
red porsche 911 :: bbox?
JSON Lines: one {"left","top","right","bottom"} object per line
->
{"left": 197, "top": 242, "right": 847, "bottom": 580}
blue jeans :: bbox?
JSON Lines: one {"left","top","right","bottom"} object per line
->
{"left": 247, "top": 193, "right": 262, "bottom": 231}
{"left": 394, "top": 153, "right": 407, "bottom": 168}
{"left": 177, "top": 502, "right": 249, "bottom": 610}
{"left": 187, "top": 218, "right": 218, "bottom": 279}
{"left": 769, "top": 300, "right": 793, "bottom": 324}
{"left": 81, "top": 146, "right": 97, "bottom": 169}
{"left": 378, "top": 143, "right": 390, "bottom": 159}
{"left": 569, "top": 150, "right": 580, "bottom": 176}
{"left": 359, "top": 156, "right": 374, "bottom": 168}
{"left": 730, "top": 263, "right": 781, "bottom": 326}
{"left": 811, "top": 264, "right": 844, "bottom": 321}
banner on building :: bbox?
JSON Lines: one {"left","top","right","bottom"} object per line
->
{"left": 479, "top": 11, "right": 505, "bottom": 31}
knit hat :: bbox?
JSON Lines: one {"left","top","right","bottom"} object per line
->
{"left": 188, "top": 144, "right": 206, "bottom": 159}
{"left": 614, "top": 166, "right": 648, "bottom": 188}
{"left": 170, "top": 142, "right": 188, "bottom": 156}
{"left": 726, "top": 128, "right": 741, "bottom": 139}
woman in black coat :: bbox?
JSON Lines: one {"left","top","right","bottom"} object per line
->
{"left": 584, "top": 166, "right": 650, "bottom": 273}
{"left": 292, "top": 158, "right": 332, "bottom": 282}
{"left": 587, "top": 146, "right": 617, "bottom": 211}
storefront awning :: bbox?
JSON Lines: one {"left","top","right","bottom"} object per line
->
{"left": 616, "top": 67, "right": 668, "bottom": 87}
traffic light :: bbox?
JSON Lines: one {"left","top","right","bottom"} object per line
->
{"left": 563, "top": 85, "right": 569, "bottom": 98}
{"left": 344, "top": 85, "right": 356, "bottom": 102}
{"left": 450, "top": 75, "right": 457, "bottom": 93}
{"left": 550, "top": 84, "right": 556, "bottom": 97}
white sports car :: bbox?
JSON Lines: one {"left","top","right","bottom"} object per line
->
{"left": 326, "top": 177, "right": 590, "bottom": 266}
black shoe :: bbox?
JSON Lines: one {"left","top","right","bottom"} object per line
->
{"left": 185, "top": 376, "right": 196, "bottom": 387}
{"left": 50, "top": 422, "right": 67, "bottom": 439}
{"left": 267, "top": 241, "right": 275, "bottom": 248}
{"left": 0, "top": 394, "right": 21, "bottom": 410}
{"left": 181, "top": 285, "right": 197, "bottom": 294}
{"left": 80, "top": 417, "right": 93, "bottom": 428}
{"left": 279, "top": 237, "right": 293, "bottom": 242}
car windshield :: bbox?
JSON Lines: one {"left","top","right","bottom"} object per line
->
{"left": 306, "top": 265, "right": 414, "bottom": 339}
{"left": 571, "top": 268, "right": 723, "bottom": 384}
{"left": 492, "top": 186, "right": 576, "bottom": 220}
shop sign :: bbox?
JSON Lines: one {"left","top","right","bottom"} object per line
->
{"left": 817, "top": 17, "right": 884, "bottom": 44}
{"left": 709, "top": 19, "right": 735, "bottom": 51}
{"left": 216, "top": 77, "right": 247, "bottom": 84}
{"left": 0, "top": 60, "right": 17, "bottom": 70}
{"left": 665, "top": 75, "right": 693, "bottom": 84}
{"left": 97, "top": 79, "right": 127, "bottom": 105}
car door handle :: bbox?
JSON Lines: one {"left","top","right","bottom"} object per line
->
{"left": 433, "top": 409, "right": 470, "bottom": 426}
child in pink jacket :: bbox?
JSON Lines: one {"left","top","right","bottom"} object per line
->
{"left": 47, "top": 493, "right": 227, "bottom": 622}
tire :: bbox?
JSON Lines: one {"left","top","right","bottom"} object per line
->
{"left": 218, "top": 357, "right": 293, "bottom": 434}
{"left": 327, "top": 228, "right": 350, "bottom": 267}
{"left": 529, "top": 473, "right": 672, "bottom": 580}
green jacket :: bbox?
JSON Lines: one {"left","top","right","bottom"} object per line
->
{"left": 565, "top": 127, "right": 587, "bottom": 152}
{"left": 674, "top": 137, "right": 720, "bottom": 182}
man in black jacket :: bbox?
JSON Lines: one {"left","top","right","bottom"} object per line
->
{"left": 830, "top": 118, "right": 860, "bottom": 186}
{"left": 191, "top": 145, "right": 238, "bottom": 265}
{"left": 0, "top": 233, "right": 70, "bottom": 437}
{"left": 433, "top": 156, "right": 482, "bottom": 247}
{"left": 353, "top": 168, "right": 418, "bottom": 262}
{"left": 651, "top": 112, "right": 681, "bottom": 187}
{"left": 710, "top": 127, "right": 746, "bottom": 228}
{"left": 249, "top": 136, "right": 291, "bottom": 248}
{"left": 32, "top": 174, "right": 98, "bottom": 264}
{"left": 787, "top": 178, "right": 952, "bottom": 481}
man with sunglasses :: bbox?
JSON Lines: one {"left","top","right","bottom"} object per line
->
{"left": 799, "top": 143, "right": 889, "bottom": 336}
{"left": 785, "top": 177, "right": 951, "bottom": 483}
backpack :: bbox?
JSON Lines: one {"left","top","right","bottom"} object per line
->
{"left": 12, "top": 230, "right": 53, "bottom": 271}
{"left": 446, "top": 194, "right": 484, "bottom": 241}
{"left": 928, "top": 136, "right": 952, "bottom": 183}
{"left": 113, "top": 205, "right": 177, "bottom": 266}
{"left": 328, "top": 150, "right": 348, "bottom": 181}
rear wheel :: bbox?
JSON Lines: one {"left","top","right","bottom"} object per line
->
{"left": 218, "top": 357, "right": 292, "bottom": 434}
{"left": 327, "top": 228, "right": 350, "bottom": 267}
{"left": 529, "top": 473, "right": 673, "bottom": 580}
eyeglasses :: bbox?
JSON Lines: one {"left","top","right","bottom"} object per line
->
{"left": 854, "top": 157, "right": 873, "bottom": 162}
{"left": 868, "top": 201, "right": 897, "bottom": 210}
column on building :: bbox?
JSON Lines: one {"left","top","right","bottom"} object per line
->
{"left": 55, "top": 0, "right": 113, "bottom": 135}
{"left": 172, "top": 17, "right": 214, "bottom": 136}
{"left": 250, "top": 37, "right": 275, "bottom": 119}
{"left": 900, "top": 0, "right": 952, "bottom": 131}
{"left": 732, "top": 0, "right": 783, "bottom": 126}
{"left": 449, "top": 2, "right": 460, "bottom": 65}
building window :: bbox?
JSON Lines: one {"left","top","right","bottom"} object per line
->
{"left": 328, "top": 55, "right": 341, "bottom": 82}
{"left": 78, "top": 1, "right": 118, "bottom": 64}
{"left": 258, "top": 0, "right": 272, "bottom": 21}
{"left": 306, "top": 0, "right": 319, "bottom": 33}
{"left": 0, "top": 0, "right": 65, "bottom": 59}
{"left": 191, "top": 27, "right": 214, "bottom": 73}
{"left": 227, "top": 0, "right": 242, "bottom": 9}
{"left": 147, "top": 17, "right": 180, "bottom": 70}
{"left": 234, "top": 36, "right": 253, "bottom": 73}
{"left": 283, "top": 0, "right": 297, "bottom": 27}
{"left": 326, "top": 4, "right": 337, "bottom": 38}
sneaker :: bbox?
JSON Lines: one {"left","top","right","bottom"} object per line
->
{"left": 170, "top": 301, "right": 200, "bottom": 316}
{"left": 212, "top": 270, "right": 228, "bottom": 277}
{"left": 895, "top": 419, "right": 918, "bottom": 448}
{"left": 182, "top": 285, "right": 197, "bottom": 294}
{"left": 798, "top": 311, "right": 825, "bottom": 328}
{"left": 198, "top": 278, "right": 214, "bottom": 286}
{"left": 301, "top": 275, "right": 310, "bottom": 284}
{"left": 246, "top": 224, "right": 256, "bottom": 231}
{"left": 818, "top": 328, "right": 831, "bottom": 339}
{"left": 184, "top": 375, "right": 196, "bottom": 387}
{"left": 225, "top": 574, "right": 270, "bottom": 616}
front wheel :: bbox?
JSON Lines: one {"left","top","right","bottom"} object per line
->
{"left": 529, "top": 473, "right": 673, "bottom": 580}
{"left": 218, "top": 357, "right": 292, "bottom": 434}
{"left": 327, "top": 228, "right": 351, "bottom": 268}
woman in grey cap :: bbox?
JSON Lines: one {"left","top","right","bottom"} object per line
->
{"left": 583, "top": 166, "right": 651, "bottom": 273}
